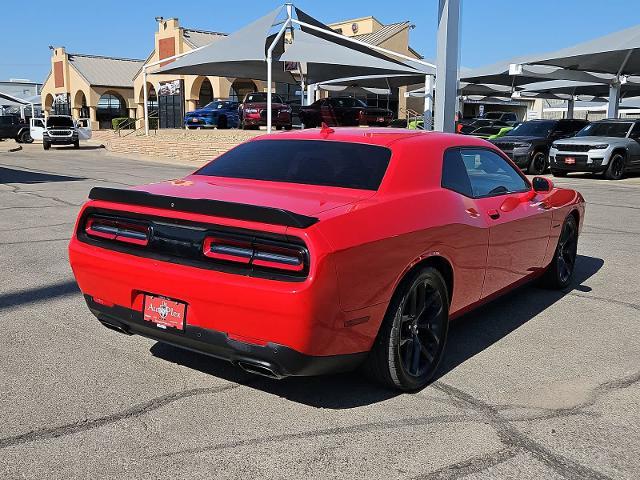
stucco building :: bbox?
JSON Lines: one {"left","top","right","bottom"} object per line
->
{"left": 41, "top": 14, "right": 423, "bottom": 129}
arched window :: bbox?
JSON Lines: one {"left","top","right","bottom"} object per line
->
{"left": 97, "top": 93, "right": 126, "bottom": 129}
{"left": 197, "top": 78, "right": 213, "bottom": 107}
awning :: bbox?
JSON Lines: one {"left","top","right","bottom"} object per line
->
{"left": 524, "top": 24, "right": 640, "bottom": 76}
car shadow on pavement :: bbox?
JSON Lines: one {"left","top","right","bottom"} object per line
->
{"left": 0, "top": 166, "right": 86, "bottom": 184}
{"left": 150, "top": 254, "right": 603, "bottom": 408}
{"left": 150, "top": 342, "right": 400, "bottom": 408}
{"left": 434, "top": 254, "right": 604, "bottom": 381}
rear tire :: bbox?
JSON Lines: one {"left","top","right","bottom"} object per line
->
{"left": 363, "top": 267, "right": 449, "bottom": 391}
{"left": 20, "top": 130, "right": 33, "bottom": 143}
{"left": 528, "top": 151, "right": 547, "bottom": 175}
{"left": 284, "top": 124, "right": 292, "bottom": 130}
{"left": 604, "top": 153, "right": 625, "bottom": 180}
{"left": 540, "top": 215, "right": 578, "bottom": 289}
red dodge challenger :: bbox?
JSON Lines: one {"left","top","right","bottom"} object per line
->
{"left": 69, "top": 127, "right": 584, "bottom": 390}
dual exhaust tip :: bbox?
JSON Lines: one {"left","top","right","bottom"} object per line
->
{"left": 235, "top": 360, "right": 282, "bottom": 379}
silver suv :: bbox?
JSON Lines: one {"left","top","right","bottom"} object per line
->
{"left": 549, "top": 119, "right": 640, "bottom": 180}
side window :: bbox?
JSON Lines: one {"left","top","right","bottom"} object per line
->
{"left": 442, "top": 149, "right": 473, "bottom": 197}
{"left": 628, "top": 122, "right": 640, "bottom": 139}
{"left": 0, "top": 117, "right": 11, "bottom": 126}
{"left": 442, "top": 148, "right": 529, "bottom": 198}
{"left": 505, "top": 113, "right": 517, "bottom": 122}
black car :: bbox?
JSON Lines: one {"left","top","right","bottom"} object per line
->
{"left": 490, "top": 119, "right": 589, "bottom": 174}
{"left": 0, "top": 115, "right": 32, "bottom": 143}
{"left": 298, "top": 97, "right": 393, "bottom": 128}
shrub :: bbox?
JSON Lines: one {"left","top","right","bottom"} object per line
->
{"left": 111, "top": 117, "right": 135, "bottom": 130}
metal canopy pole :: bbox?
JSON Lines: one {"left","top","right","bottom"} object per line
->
{"left": 266, "top": 4, "right": 293, "bottom": 133}
{"left": 143, "top": 70, "right": 149, "bottom": 135}
{"left": 423, "top": 74, "right": 434, "bottom": 130}
{"left": 607, "top": 83, "right": 621, "bottom": 118}
{"left": 566, "top": 97, "right": 575, "bottom": 119}
{"left": 434, "top": 0, "right": 461, "bottom": 132}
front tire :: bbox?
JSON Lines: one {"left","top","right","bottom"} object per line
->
{"left": 540, "top": 215, "right": 578, "bottom": 289}
{"left": 73, "top": 140, "right": 80, "bottom": 149}
{"left": 217, "top": 116, "right": 228, "bottom": 129}
{"left": 551, "top": 169, "right": 567, "bottom": 177}
{"left": 604, "top": 153, "right": 625, "bottom": 180}
{"left": 43, "top": 141, "right": 50, "bottom": 150}
{"left": 364, "top": 267, "right": 449, "bottom": 391}
{"left": 528, "top": 151, "right": 547, "bottom": 175}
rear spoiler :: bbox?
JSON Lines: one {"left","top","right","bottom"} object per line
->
{"left": 88, "top": 187, "right": 319, "bottom": 229}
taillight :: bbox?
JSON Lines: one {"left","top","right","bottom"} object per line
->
{"left": 203, "top": 236, "right": 306, "bottom": 273}
{"left": 85, "top": 216, "right": 150, "bottom": 246}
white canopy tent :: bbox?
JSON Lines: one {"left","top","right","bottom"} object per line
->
{"left": 152, "top": 4, "right": 434, "bottom": 133}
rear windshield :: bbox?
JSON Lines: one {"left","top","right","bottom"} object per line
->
{"left": 575, "top": 121, "right": 632, "bottom": 138}
{"left": 196, "top": 139, "right": 392, "bottom": 190}
{"left": 47, "top": 116, "right": 74, "bottom": 128}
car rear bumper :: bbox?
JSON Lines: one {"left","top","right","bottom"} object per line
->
{"left": 86, "top": 295, "right": 366, "bottom": 377}
{"left": 69, "top": 221, "right": 378, "bottom": 360}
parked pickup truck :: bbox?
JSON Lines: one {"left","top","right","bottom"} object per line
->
{"left": 0, "top": 115, "right": 33, "bottom": 143}
{"left": 30, "top": 116, "right": 92, "bottom": 150}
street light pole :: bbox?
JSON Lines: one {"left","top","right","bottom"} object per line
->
{"left": 434, "top": 0, "right": 461, "bottom": 133}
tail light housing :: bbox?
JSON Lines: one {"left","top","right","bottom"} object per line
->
{"left": 203, "top": 235, "right": 307, "bottom": 273}
{"left": 85, "top": 215, "right": 150, "bottom": 246}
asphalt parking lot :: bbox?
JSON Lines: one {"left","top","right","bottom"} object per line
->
{"left": 1, "top": 144, "right": 639, "bottom": 479}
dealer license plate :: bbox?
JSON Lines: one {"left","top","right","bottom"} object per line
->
{"left": 191, "top": 118, "right": 200, "bottom": 123}
{"left": 143, "top": 295, "right": 186, "bottom": 331}
{"left": 564, "top": 156, "right": 576, "bottom": 165}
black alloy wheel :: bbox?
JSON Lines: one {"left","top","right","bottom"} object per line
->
{"left": 541, "top": 215, "right": 578, "bottom": 289}
{"left": 605, "top": 153, "right": 625, "bottom": 180}
{"left": 528, "top": 151, "right": 547, "bottom": 175}
{"left": 364, "top": 267, "right": 449, "bottom": 391}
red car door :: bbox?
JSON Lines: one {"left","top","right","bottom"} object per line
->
{"left": 458, "top": 148, "right": 552, "bottom": 298}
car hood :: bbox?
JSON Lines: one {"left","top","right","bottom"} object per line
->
{"left": 134, "top": 175, "right": 374, "bottom": 218}
{"left": 492, "top": 135, "right": 544, "bottom": 144}
{"left": 186, "top": 108, "right": 218, "bottom": 116}
{"left": 554, "top": 136, "right": 626, "bottom": 144}
{"left": 243, "top": 102, "right": 287, "bottom": 108}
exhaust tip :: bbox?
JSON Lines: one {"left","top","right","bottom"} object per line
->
{"left": 236, "top": 360, "right": 280, "bottom": 379}
{"left": 99, "top": 320, "right": 132, "bottom": 336}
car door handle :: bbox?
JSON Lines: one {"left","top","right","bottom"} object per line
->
{"left": 487, "top": 209, "right": 501, "bottom": 220}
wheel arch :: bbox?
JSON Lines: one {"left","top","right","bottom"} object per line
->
{"left": 394, "top": 255, "right": 454, "bottom": 307}
{"left": 610, "top": 147, "right": 628, "bottom": 160}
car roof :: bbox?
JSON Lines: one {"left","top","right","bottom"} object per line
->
{"left": 252, "top": 127, "right": 490, "bottom": 149}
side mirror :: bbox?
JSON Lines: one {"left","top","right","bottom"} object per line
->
{"left": 532, "top": 176, "right": 553, "bottom": 192}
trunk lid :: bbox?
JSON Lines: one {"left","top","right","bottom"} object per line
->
{"left": 134, "top": 175, "right": 374, "bottom": 217}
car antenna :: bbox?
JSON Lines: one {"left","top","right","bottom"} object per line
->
{"left": 320, "top": 122, "right": 335, "bottom": 135}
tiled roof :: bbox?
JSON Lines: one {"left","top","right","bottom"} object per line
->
{"left": 352, "top": 21, "right": 411, "bottom": 46}
{"left": 182, "top": 28, "right": 227, "bottom": 48}
{"left": 68, "top": 53, "right": 144, "bottom": 88}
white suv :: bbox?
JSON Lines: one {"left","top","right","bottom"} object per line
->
{"left": 549, "top": 119, "right": 640, "bottom": 180}
{"left": 30, "top": 116, "right": 92, "bottom": 150}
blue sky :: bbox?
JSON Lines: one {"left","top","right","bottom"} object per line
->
{"left": 1, "top": 0, "right": 639, "bottom": 83}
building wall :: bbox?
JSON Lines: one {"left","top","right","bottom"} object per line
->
{"left": 41, "top": 47, "right": 135, "bottom": 129}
